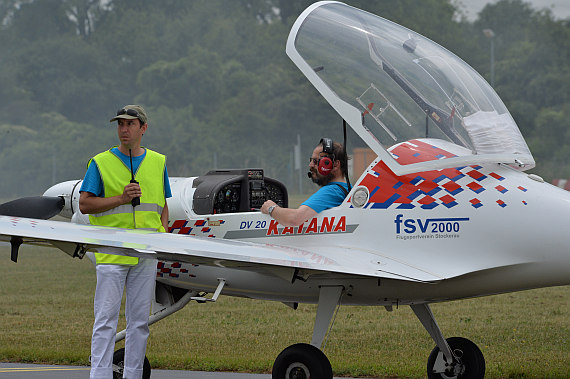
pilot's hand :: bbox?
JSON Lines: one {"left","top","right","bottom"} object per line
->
{"left": 121, "top": 182, "right": 142, "bottom": 204}
{"left": 261, "top": 200, "right": 277, "bottom": 215}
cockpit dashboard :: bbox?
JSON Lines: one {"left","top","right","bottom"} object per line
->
{"left": 191, "top": 169, "right": 287, "bottom": 215}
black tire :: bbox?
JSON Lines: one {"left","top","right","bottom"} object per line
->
{"left": 112, "top": 348, "right": 151, "bottom": 379}
{"left": 427, "top": 337, "right": 485, "bottom": 379}
{"left": 272, "top": 343, "right": 333, "bottom": 379}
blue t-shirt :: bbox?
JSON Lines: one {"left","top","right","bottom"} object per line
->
{"left": 80, "top": 147, "right": 172, "bottom": 199}
{"left": 301, "top": 182, "right": 349, "bottom": 213}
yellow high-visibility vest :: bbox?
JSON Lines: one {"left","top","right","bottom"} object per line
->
{"left": 88, "top": 147, "right": 166, "bottom": 265}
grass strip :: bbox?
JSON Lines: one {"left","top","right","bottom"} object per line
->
{"left": 1, "top": 246, "right": 568, "bottom": 378}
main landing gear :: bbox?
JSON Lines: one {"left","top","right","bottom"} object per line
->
{"left": 272, "top": 286, "right": 341, "bottom": 379}
{"left": 413, "top": 304, "right": 485, "bottom": 378}
{"left": 272, "top": 288, "right": 485, "bottom": 379}
{"left": 272, "top": 343, "right": 333, "bottom": 379}
{"left": 426, "top": 337, "right": 485, "bottom": 379}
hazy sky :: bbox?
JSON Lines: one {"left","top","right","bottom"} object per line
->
{"left": 459, "top": 0, "right": 570, "bottom": 20}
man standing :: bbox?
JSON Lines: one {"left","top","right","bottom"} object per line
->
{"left": 261, "top": 138, "right": 349, "bottom": 226}
{"left": 79, "top": 105, "right": 171, "bottom": 379}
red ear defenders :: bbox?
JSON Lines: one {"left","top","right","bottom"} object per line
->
{"left": 318, "top": 138, "right": 335, "bottom": 176}
{"left": 318, "top": 157, "right": 333, "bottom": 175}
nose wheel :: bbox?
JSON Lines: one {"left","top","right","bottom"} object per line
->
{"left": 112, "top": 348, "right": 151, "bottom": 379}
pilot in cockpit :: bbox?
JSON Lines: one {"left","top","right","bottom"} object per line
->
{"left": 261, "top": 138, "right": 349, "bottom": 226}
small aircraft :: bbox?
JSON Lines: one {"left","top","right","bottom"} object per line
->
{"left": 1, "top": 2, "right": 569, "bottom": 378}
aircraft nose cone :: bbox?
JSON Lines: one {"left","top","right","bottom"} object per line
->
{"left": 43, "top": 180, "right": 78, "bottom": 198}
{"left": 43, "top": 180, "right": 82, "bottom": 219}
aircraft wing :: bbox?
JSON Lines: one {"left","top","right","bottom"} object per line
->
{"left": 0, "top": 216, "right": 441, "bottom": 283}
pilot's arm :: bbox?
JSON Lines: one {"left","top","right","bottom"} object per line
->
{"left": 261, "top": 200, "right": 317, "bottom": 227}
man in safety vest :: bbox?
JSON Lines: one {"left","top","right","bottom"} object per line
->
{"left": 79, "top": 104, "right": 171, "bottom": 379}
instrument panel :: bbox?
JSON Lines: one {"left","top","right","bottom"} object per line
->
{"left": 215, "top": 182, "right": 241, "bottom": 213}
{"left": 192, "top": 169, "right": 288, "bottom": 215}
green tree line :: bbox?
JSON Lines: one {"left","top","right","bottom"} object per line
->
{"left": 0, "top": 0, "right": 568, "bottom": 198}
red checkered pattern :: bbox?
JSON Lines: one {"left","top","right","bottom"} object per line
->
{"left": 354, "top": 139, "right": 528, "bottom": 210}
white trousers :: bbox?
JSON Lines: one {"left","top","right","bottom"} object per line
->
{"left": 90, "top": 258, "right": 156, "bottom": 379}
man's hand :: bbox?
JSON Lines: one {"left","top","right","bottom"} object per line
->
{"left": 122, "top": 182, "right": 142, "bottom": 204}
{"left": 261, "top": 199, "right": 277, "bottom": 215}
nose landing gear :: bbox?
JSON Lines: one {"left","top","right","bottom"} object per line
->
{"left": 112, "top": 348, "right": 151, "bottom": 379}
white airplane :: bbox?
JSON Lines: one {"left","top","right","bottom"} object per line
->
{"left": 1, "top": 2, "right": 568, "bottom": 378}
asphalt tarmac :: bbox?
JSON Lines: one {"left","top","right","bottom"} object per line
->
{"left": 0, "top": 363, "right": 363, "bottom": 378}
{"left": 0, "top": 363, "right": 269, "bottom": 378}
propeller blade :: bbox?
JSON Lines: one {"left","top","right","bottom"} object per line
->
{"left": 0, "top": 196, "right": 65, "bottom": 219}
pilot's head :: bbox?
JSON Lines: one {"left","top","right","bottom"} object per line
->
{"left": 308, "top": 139, "right": 348, "bottom": 186}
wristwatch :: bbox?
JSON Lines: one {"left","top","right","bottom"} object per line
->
{"left": 267, "top": 205, "right": 277, "bottom": 217}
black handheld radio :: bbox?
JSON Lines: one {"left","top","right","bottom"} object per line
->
{"left": 129, "top": 149, "right": 140, "bottom": 207}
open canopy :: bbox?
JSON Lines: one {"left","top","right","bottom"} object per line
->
{"left": 286, "top": 1, "right": 534, "bottom": 175}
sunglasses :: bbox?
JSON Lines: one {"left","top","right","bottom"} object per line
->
{"left": 309, "top": 154, "right": 335, "bottom": 165}
{"left": 308, "top": 157, "right": 318, "bottom": 165}
{"left": 116, "top": 108, "right": 140, "bottom": 118}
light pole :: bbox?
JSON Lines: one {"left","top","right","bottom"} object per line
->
{"left": 482, "top": 28, "right": 495, "bottom": 87}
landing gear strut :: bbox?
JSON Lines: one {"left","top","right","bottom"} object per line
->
{"left": 412, "top": 304, "right": 485, "bottom": 379}
{"left": 272, "top": 286, "right": 342, "bottom": 379}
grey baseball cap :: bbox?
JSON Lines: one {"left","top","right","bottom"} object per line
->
{"left": 110, "top": 104, "right": 148, "bottom": 124}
